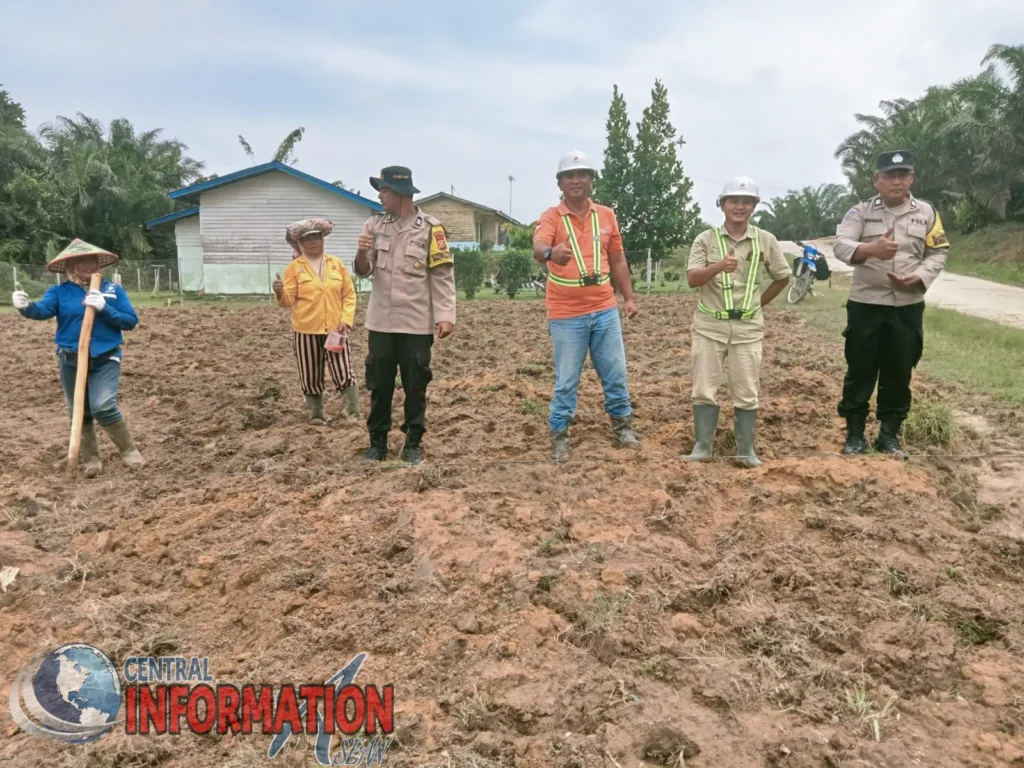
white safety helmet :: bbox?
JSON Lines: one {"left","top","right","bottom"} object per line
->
{"left": 717, "top": 175, "right": 761, "bottom": 206}
{"left": 557, "top": 150, "right": 596, "bottom": 178}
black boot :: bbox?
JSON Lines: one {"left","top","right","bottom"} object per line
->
{"left": 874, "top": 420, "right": 907, "bottom": 459}
{"left": 362, "top": 436, "right": 388, "bottom": 462}
{"left": 401, "top": 439, "right": 423, "bottom": 466}
{"left": 841, "top": 414, "right": 868, "bottom": 455}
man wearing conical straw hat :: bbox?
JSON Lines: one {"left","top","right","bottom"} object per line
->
{"left": 12, "top": 238, "right": 145, "bottom": 476}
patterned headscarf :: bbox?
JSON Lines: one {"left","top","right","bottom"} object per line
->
{"left": 285, "top": 218, "right": 334, "bottom": 248}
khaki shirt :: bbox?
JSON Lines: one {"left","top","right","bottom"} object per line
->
{"left": 687, "top": 225, "right": 792, "bottom": 344}
{"left": 834, "top": 195, "right": 949, "bottom": 306}
{"left": 354, "top": 207, "right": 457, "bottom": 335}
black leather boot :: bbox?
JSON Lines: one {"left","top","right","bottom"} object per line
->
{"left": 841, "top": 414, "right": 868, "bottom": 455}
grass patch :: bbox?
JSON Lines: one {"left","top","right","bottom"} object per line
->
{"left": 880, "top": 564, "right": 915, "bottom": 597}
{"left": 520, "top": 398, "right": 545, "bottom": 417}
{"left": 902, "top": 401, "right": 960, "bottom": 449}
{"left": 788, "top": 276, "right": 1024, "bottom": 407}
{"left": 845, "top": 681, "right": 901, "bottom": 741}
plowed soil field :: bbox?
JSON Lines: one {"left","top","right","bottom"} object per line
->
{"left": 2, "top": 293, "right": 1024, "bottom": 768}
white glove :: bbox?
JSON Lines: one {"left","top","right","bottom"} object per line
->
{"left": 12, "top": 290, "right": 30, "bottom": 309}
{"left": 84, "top": 290, "right": 106, "bottom": 311}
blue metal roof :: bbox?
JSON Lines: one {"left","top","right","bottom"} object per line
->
{"left": 144, "top": 207, "right": 200, "bottom": 229}
{"left": 167, "top": 161, "right": 383, "bottom": 210}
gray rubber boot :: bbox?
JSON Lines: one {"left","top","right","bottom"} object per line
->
{"left": 80, "top": 421, "right": 103, "bottom": 478}
{"left": 101, "top": 418, "right": 145, "bottom": 468}
{"left": 342, "top": 385, "right": 360, "bottom": 421}
{"left": 610, "top": 415, "right": 640, "bottom": 448}
{"left": 551, "top": 430, "right": 570, "bottom": 462}
{"left": 733, "top": 408, "right": 762, "bottom": 468}
{"left": 305, "top": 393, "right": 326, "bottom": 426}
{"left": 682, "top": 404, "right": 719, "bottom": 461}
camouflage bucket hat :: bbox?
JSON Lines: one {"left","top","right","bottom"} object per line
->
{"left": 46, "top": 238, "right": 119, "bottom": 273}
{"left": 285, "top": 218, "right": 334, "bottom": 247}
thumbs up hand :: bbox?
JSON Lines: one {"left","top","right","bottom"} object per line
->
{"left": 272, "top": 272, "right": 284, "bottom": 295}
{"left": 872, "top": 226, "right": 899, "bottom": 260}
{"left": 549, "top": 238, "right": 574, "bottom": 266}
{"left": 719, "top": 245, "right": 739, "bottom": 274}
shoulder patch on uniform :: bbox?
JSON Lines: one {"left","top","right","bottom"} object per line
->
{"left": 925, "top": 211, "right": 949, "bottom": 249}
{"left": 428, "top": 225, "right": 454, "bottom": 268}
{"left": 843, "top": 207, "right": 858, "bottom": 221}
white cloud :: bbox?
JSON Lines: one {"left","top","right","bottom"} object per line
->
{"left": 3, "top": 0, "right": 1023, "bottom": 230}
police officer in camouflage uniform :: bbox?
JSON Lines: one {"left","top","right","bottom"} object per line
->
{"left": 833, "top": 150, "right": 949, "bottom": 457}
{"left": 353, "top": 166, "right": 456, "bottom": 465}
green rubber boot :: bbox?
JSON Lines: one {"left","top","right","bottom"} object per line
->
{"left": 101, "top": 418, "right": 145, "bottom": 468}
{"left": 682, "top": 404, "right": 719, "bottom": 461}
{"left": 342, "top": 385, "right": 360, "bottom": 421}
{"left": 305, "top": 394, "right": 326, "bottom": 426}
{"left": 550, "top": 430, "right": 570, "bottom": 462}
{"left": 733, "top": 408, "right": 762, "bottom": 468}
{"left": 80, "top": 421, "right": 103, "bottom": 478}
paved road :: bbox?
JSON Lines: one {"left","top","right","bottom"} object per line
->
{"left": 780, "top": 238, "right": 1024, "bottom": 330}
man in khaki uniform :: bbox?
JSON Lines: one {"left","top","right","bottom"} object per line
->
{"left": 353, "top": 166, "right": 456, "bottom": 465}
{"left": 834, "top": 150, "right": 948, "bottom": 458}
{"left": 684, "top": 176, "right": 792, "bottom": 468}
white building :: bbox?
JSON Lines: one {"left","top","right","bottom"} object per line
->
{"left": 145, "top": 161, "right": 382, "bottom": 294}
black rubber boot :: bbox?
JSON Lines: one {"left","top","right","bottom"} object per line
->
{"left": 841, "top": 415, "right": 868, "bottom": 455}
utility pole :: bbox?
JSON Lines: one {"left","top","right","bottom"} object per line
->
{"left": 508, "top": 175, "right": 515, "bottom": 221}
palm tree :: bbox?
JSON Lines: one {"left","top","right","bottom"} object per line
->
{"left": 238, "top": 128, "right": 305, "bottom": 166}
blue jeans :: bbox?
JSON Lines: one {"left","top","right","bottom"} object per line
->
{"left": 58, "top": 348, "right": 124, "bottom": 427}
{"left": 548, "top": 307, "right": 632, "bottom": 433}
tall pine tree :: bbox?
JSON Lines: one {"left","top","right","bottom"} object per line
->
{"left": 629, "top": 79, "right": 702, "bottom": 265}
{"left": 593, "top": 85, "right": 636, "bottom": 250}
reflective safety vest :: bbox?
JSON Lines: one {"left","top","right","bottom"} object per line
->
{"left": 547, "top": 210, "right": 611, "bottom": 287}
{"left": 698, "top": 227, "right": 762, "bottom": 320}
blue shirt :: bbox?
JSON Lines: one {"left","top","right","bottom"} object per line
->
{"left": 19, "top": 280, "right": 138, "bottom": 357}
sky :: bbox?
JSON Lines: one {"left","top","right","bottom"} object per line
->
{"left": 3, "top": 0, "right": 1024, "bottom": 229}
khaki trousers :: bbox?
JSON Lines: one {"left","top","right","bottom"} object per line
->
{"left": 691, "top": 332, "right": 763, "bottom": 409}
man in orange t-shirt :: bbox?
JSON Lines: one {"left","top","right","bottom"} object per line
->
{"left": 532, "top": 150, "right": 640, "bottom": 461}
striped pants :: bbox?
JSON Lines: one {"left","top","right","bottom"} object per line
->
{"left": 293, "top": 332, "right": 355, "bottom": 395}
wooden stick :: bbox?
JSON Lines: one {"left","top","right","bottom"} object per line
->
{"left": 67, "top": 273, "right": 102, "bottom": 478}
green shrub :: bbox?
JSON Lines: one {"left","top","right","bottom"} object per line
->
{"left": 453, "top": 248, "right": 487, "bottom": 299}
{"left": 902, "top": 401, "right": 960, "bottom": 449}
{"left": 494, "top": 250, "right": 535, "bottom": 299}
{"left": 952, "top": 198, "right": 990, "bottom": 235}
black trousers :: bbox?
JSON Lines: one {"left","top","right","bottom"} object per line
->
{"left": 837, "top": 300, "right": 924, "bottom": 423}
{"left": 365, "top": 331, "right": 433, "bottom": 444}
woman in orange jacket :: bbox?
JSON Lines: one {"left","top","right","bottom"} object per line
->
{"left": 273, "top": 218, "right": 359, "bottom": 425}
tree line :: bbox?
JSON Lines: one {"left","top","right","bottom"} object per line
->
{"left": 4, "top": 44, "right": 1021, "bottom": 270}
{"left": 593, "top": 43, "right": 1024, "bottom": 246}
{"left": 0, "top": 88, "right": 205, "bottom": 265}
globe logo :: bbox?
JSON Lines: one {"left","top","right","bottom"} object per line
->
{"left": 10, "top": 644, "right": 122, "bottom": 743}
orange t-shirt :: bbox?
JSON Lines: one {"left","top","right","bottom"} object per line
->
{"left": 533, "top": 200, "right": 623, "bottom": 320}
